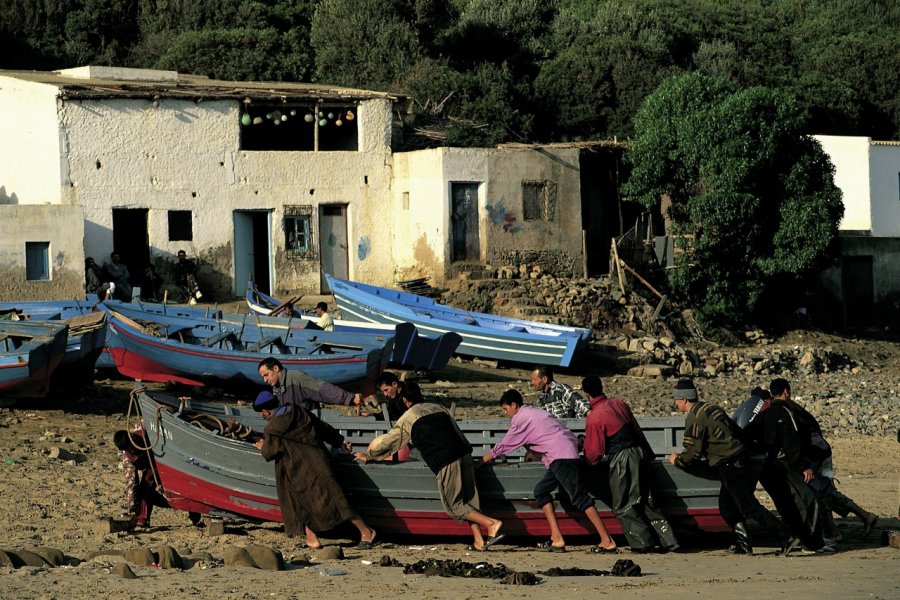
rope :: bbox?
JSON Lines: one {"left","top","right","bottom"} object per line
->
{"left": 126, "top": 386, "right": 166, "bottom": 495}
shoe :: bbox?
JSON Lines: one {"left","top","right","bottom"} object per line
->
{"left": 664, "top": 543, "right": 681, "bottom": 553}
{"left": 780, "top": 536, "right": 801, "bottom": 556}
{"left": 483, "top": 532, "right": 506, "bottom": 549}
{"left": 467, "top": 544, "right": 487, "bottom": 552}
{"left": 357, "top": 534, "right": 379, "bottom": 550}
{"left": 727, "top": 544, "right": 752, "bottom": 555}
{"left": 629, "top": 546, "right": 655, "bottom": 554}
{"left": 587, "top": 545, "right": 619, "bottom": 554}
{"left": 862, "top": 515, "right": 878, "bottom": 540}
{"left": 536, "top": 540, "right": 566, "bottom": 553}
{"left": 800, "top": 545, "right": 836, "bottom": 555}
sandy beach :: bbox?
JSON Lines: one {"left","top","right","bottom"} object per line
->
{"left": 0, "top": 332, "right": 897, "bottom": 600}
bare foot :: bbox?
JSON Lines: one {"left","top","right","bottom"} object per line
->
{"left": 487, "top": 520, "right": 504, "bottom": 538}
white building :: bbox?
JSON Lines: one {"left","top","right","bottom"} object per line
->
{"left": 0, "top": 67, "right": 621, "bottom": 302}
{"left": 814, "top": 135, "right": 900, "bottom": 327}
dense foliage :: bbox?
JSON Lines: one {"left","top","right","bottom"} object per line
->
{"left": 625, "top": 73, "right": 844, "bottom": 327}
{"left": 1, "top": 0, "right": 898, "bottom": 146}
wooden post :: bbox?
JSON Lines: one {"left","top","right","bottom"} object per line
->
{"left": 611, "top": 240, "right": 626, "bottom": 294}
{"left": 582, "top": 230, "right": 589, "bottom": 279}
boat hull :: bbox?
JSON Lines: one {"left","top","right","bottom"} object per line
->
{"left": 137, "top": 391, "right": 728, "bottom": 536}
{"left": 0, "top": 321, "right": 68, "bottom": 398}
{"left": 103, "top": 305, "right": 393, "bottom": 388}
{"left": 326, "top": 275, "right": 589, "bottom": 367}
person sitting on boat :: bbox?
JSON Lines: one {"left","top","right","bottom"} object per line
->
{"left": 530, "top": 366, "right": 590, "bottom": 420}
{"left": 364, "top": 371, "right": 412, "bottom": 422}
{"left": 113, "top": 427, "right": 202, "bottom": 531}
{"left": 313, "top": 301, "right": 334, "bottom": 332}
{"left": 174, "top": 249, "right": 203, "bottom": 305}
{"left": 481, "top": 389, "right": 617, "bottom": 553}
{"left": 667, "top": 378, "right": 798, "bottom": 555}
{"left": 353, "top": 382, "right": 505, "bottom": 552}
{"left": 258, "top": 357, "right": 364, "bottom": 412}
{"left": 581, "top": 375, "right": 679, "bottom": 553}
{"left": 252, "top": 391, "right": 378, "bottom": 550}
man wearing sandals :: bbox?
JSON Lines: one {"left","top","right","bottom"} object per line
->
{"left": 354, "top": 383, "right": 505, "bottom": 551}
{"left": 482, "top": 389, "right": 617, "bottom": 553}
{"left": 581, "top": 376, "right": 680, "bottom": 553}
{"left": 253, "top": 391, "right": 378, "bottom": 550}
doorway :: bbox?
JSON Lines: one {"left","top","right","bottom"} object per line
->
{"left": 450, "top": 182, "right": 480, "bottom": 263}
{"left": 842, "top": 255, "right": 874, "bottom": 328}
{"left": 319, "top": 204, "right": 349, "bottom": 293}
{"left": 112, "top": 208, "right": 150, "bottom": 273}
{"left": 233, "top": 210, "right": 271, "bottom": 297}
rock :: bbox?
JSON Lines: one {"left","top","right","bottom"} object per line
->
{"left": 244, "top": 544, "right": 285, "bottom": 571}
{"left": 111, "top": 563, "right": 138, "bottom": 579}
{"left": 123, "top": 547, "right": 155, "bottom": 567}
{"left": 154, "top": 545, "right": 183, "bottom": 570}
{"left": 316, "top": 547, "right": 344, "bottom": 561}
{"left": 627, "top": 365, "right": 673, "bottom": 377}
{"left": 678, "top": 361, "right": 694, "bottom": 376}
{"left": 8, "top": 549, "right": 51, "bottom": 568}
{"left": 0, "top": 549, "right": 22, "bottom": 568}
{"left": 224, "top": 548, "right": 257, "bottom": 568}
{"left": 207, "top": 520, "right": 226, "bottom": 537}
{"left": 86, "top": 549, "right": 125, "bottom": 561}
{"left": 25, "top": 547, "right": 65, "bottom": 567}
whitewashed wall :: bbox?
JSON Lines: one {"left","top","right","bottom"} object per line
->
{"left": 814, "top": 135, "right": 873, "bottom": 232}
{"left": 0, "top": 205, "right": 84, "bottom": 300}
{"left": 869, "top": 143, "right": 900, "bottom": 237}
{"left": 0, "top": 78, "right": 63, "bottom": 205}
{"left": 57, "top": 95, "right": 395, "bottom": 296}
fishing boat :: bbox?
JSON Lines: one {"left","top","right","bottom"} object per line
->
{"left": 245, "top": 280, "right": 462, "bottom": 371}
{"left": 0, "top": 321, "right": 68, "bottom": 397}
{"left": 0, "top": 301, "right": 107, "bottom": 379}
{"left": 100, "top": 304, "right": 394, "bottom": 388}
{"left": 326, "top": 275, "right": 591, "bottom": 368}
{"left": 134, "top": 388, "right": 728, "bottom": 537}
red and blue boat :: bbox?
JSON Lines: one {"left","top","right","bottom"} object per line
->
{"left": 0, "top": 320, "right": 68, "bottom": 398}
{"left": 135, "top": 388, "right": 728, "bottom": 537}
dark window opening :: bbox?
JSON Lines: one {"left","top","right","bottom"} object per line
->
{"left": 522, "top": 180, "right": 558, "bottom": 221}
{"left": 25, "top": 241, "right": 50, "bottom": 280}
{"left": 168, "top": 210, "right": 193, "bottom": 241}
{"left": 240, "top": 104, "right": 357, "bottom": 151}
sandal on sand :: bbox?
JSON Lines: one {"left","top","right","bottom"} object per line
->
{"left": 484, "top": 533, "right": 506, "bottom": 548}
{"left": 587, "top": 546, "right": 619, "bottom": 554}
{"left": 536, "top": 540, "right": 566, "bottom": 553}
{"left": 467, "top": 544, "right": 487, "bottom": 552}
{"left": 358, "top": 538, "right": 379, "bottom": 550}
{"left": 862, "top": 516, "right": 878, "bottom": 540}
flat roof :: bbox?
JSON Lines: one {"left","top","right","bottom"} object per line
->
{"left": 0, "top": 67, "right": 400, "bottom": 103}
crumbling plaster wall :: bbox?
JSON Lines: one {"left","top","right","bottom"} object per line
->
{"left": 59, "top": 96, "right": 395, "bottom": 298}
{"left": 0, "top": 77, "right": 63, "bottom": 205}
{"left": 0, "top": 205, "right": 84, "bottom": 301}
{"left": 484, "top": 147, "right": 583, "bottom": 276}
{"left": 391, "top": 148, "right": 491, "bottom": 285}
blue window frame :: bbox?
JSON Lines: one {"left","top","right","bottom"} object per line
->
{"left": 25, "top": 242, "right": 50, "bottom": 280}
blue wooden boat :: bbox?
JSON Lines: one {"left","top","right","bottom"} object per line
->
{"left": 135, "top": 388, "right": 728, "bottom": 537}
{"left": 326, "top": 275, "right": 591, "bottom": 367}
{"left": 0, "top": 301, "right": 107, "bottom": 375}
{"left": 245, "top": 280, "right": 462, "bottom": 371}
{"left": 0, "top": 321, "right": 68, "bottom": 397}
{"left": 100, "top": 304, "right": 394, "bottom": 388}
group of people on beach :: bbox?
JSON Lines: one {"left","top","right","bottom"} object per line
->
{"left": 114, "top": 358, "right": 878, "bottom": 556}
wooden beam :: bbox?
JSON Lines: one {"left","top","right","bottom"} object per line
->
{"left": 618, "top": 259, "right": 665, "bottom": 300}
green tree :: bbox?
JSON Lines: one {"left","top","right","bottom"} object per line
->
{"left": 625, "top": 73, "right": 844, "bottom": 327}
{"left": 310, "top": 0, "right": 420, "bottom": 90}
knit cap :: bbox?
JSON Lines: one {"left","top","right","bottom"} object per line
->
{"left": 673, "top": 378, "right": 698, "bottom": 401}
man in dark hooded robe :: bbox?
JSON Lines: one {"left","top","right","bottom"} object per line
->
{"left": 252, "top": 391, "right": 377, "bottom": 549}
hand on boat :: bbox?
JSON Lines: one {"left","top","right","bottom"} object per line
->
{"left": 253, "top": 439, "right": 265, "bottom": 450}
{"left": 353, "top": 452, "right": 369, "bottom": 463}
{"left": 667, "top": 452, "right": 678, "bottom": 465}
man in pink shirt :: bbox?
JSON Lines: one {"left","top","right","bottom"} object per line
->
{"left": 481, "top": 389, "right": 617, "bottom": 553}
{"left": 582, "top": 375, "right": 679, "bottom": 553}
